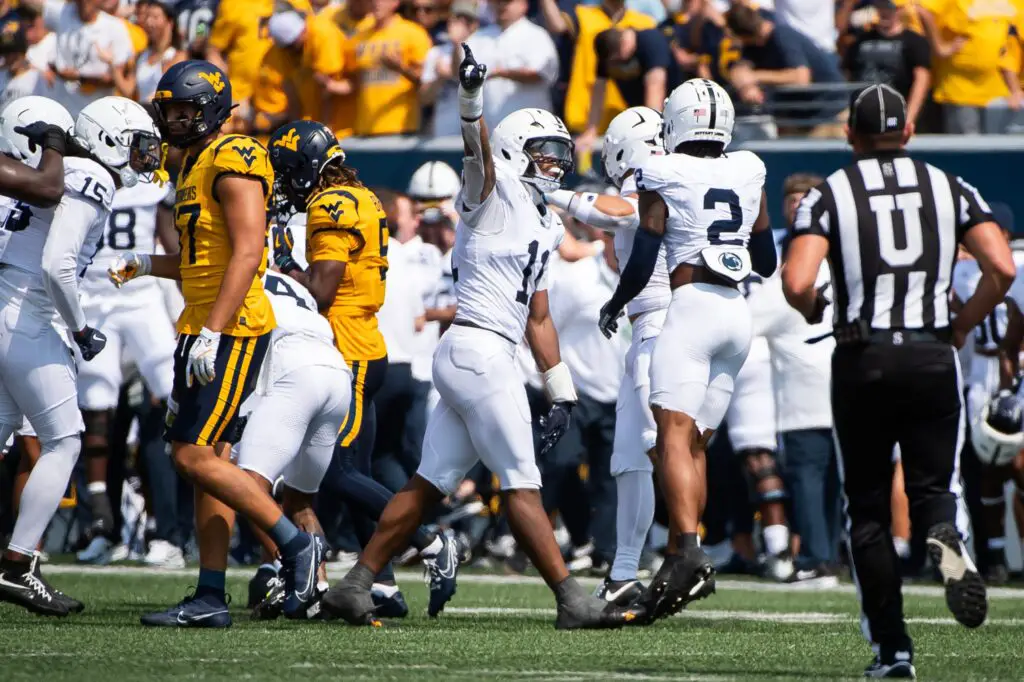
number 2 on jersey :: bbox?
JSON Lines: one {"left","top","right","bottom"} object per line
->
{"left": 516, "top": 240, "right": 550, "bottom": 304}
{"left": 704, "top": 188, "right": 743, "bottom": 245}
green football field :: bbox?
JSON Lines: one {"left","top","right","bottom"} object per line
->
{"left": 2, "top": 566, "right": 1023, "bottom": 681}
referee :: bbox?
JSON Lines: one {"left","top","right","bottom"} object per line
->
{"left": 781, "top": 84, "right": 1016, "bottom": 680}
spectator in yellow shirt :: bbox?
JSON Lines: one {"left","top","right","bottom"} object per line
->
{"left": 323, "top": 0, "right": 373, "bottom": 37}
{"left": 344, "top": 0, "right": 432, "bottom": 136}
{"left": 538, "top": 0, "right": 656, "bottom": 156}
{"left": 918, "top": 0, "right": 1024, "bottom": 133}
{"left": 252, "top": 9, "right": 348, "bottom": 135}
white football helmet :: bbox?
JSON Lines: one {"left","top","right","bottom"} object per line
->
{"left": 408, "top": 161, "right": 460, "bottom": 202}
{"left": 0, "top": 96, "right": 74, "bottom": 168}
{"left": 663, "top": 78, "right": 735, "bottom": 153}
{"left": 75, "top": 96, "right": 162, "bottom": 188}
{"left": 971, "top": 391, "right": 1024, "bottom": 467}
{"left": 492, "top": 108, "right": 574, "bottom": 194}
{"left": 602, "top": 106, "right": 663, "bottom": 187}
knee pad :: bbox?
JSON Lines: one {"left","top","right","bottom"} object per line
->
{"left": 742, "top": 449, "right": 787, "bottom": 506}
{"left": 81, "top": 410, "right": 112, "bottom": 456}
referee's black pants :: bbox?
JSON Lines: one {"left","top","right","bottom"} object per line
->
{"left": 832, "top": 340, "right": 965, "bottom": 650}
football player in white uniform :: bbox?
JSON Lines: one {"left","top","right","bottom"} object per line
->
{"left": 74, "top": 171, "right": 179, "bottom": 563}
{"left": 322, "top": 45, "right": 640, "bottom": 629}
{"left": 544, "top": 105, "right": 667, "bottom": 605}
{"left": 598, "top": 79, "right": 776, "bottom": 622}
{"left": 957, "top": 203, "right": 1024, "bottom": 585}
{"left": 0, "top": 95, "right": 162, "bottom": 616}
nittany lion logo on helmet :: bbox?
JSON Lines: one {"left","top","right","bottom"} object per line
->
{"left": 720, "top": 252, "right": 743, "bottom": 272}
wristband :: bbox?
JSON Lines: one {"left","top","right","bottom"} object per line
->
{"left": 459, "top": 84, "right": 483, "bottom": 121}
{"left": 543, "top": 362, "right": 578, "bottom": 404}
{"left": 544, "top": 189, "right": 575, "bottom": 212}
{"left": 42, "top": 128, "right": 67, "bottom": 155}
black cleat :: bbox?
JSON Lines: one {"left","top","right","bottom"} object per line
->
{"left": 864, "top": 652, "right": 916, "bottom": 679}
{"left": 594, "top": 578, "right": 644, "bottom": 607}
{"left": 638, "top": 547, "right": 716, "bottom": 623}
{"left": 248, "top": 565, "right": 279, "bottom": 609}
{"left": 31, "top": 555, "right": 83, "bottom": 613}
{"left": 0, "top": 558, "right": 70, "bottom": 617}
{"left": 555, "top": 595, "right": 645, "bottom": 630}
{"left": 251, "top": 575, "right": 285, "bottom": 621}
{"left": 926, "top": 523, "right": 987, "bottom": 628}
{"left": 321, "top": 579, "right": 381, "bottom": 626}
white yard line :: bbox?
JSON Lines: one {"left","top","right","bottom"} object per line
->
{"left": 42, "top": 564, "right": 1024, "bottom": 600}
{"left": 445, "top": 607, "right": 1024, "bottom": 627}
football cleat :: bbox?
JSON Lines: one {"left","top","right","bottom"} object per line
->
{"left": 32, "top": 554, "right": 83, "bottom": 613}
{"left": 371, "top": 584, "right": 409, "bottom": 618}
{"left": 926, "top": 523, "right": 987, "bottom": 628}
{"left": 143, "top": 540, "right": 186, "bottom": 569}
{"left": 0, "top": 557, "right": 70, "bottom": 617}
{"left": 248, "top": 565, "right": 279, "bottom": 609}
{"left": 638, "top": 546, "right": 716, "bottom": 623}
{"left": 593, "top": 578, "right": 644, "bottom": 607}
{"left": 251, "top": 576, "right": 286, "bottom": 621}
{"left": 280, "top": 533, "right": 325, "bottom": 619}
{"left": 424, "top": 529, "right": 462, "bottom": 617}
{"left": 140, "top": 591, "right": 232, "bottom": 628}
{"left": 864, "top": 652, "right": 916, "bottom": 679}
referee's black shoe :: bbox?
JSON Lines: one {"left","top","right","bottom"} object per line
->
{"left": 926, "top": 522, "right": 988, "bottom": 628}
{"left": 637, "top": 546, "right": 716, "bottom": 623}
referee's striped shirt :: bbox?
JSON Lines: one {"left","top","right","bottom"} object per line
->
{"left": 793, "top": 152, "right": 994, "bottom": 331}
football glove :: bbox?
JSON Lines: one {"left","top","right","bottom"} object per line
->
{"left": 271, "top": 223, "right": 299, "bottom": 272}
{"left": 186, "top": 327, "right": 220, "bottom": 387}
{"left": 14, "top": 122, "right": 67, "bottom": 155}
{"left": 73, "top": 326, "right": 107, "bottom": 361}
{"left": 458, "top": 43, "right": 487, "bottom": 92}
{"left": 539, "top": 402, "right": 574, "bottom": 456}
{"left": 108, "top": 251, "right": 151, "bottom": 288}
{"left": 597, "top": 299, "right": 625, "bottom": 340}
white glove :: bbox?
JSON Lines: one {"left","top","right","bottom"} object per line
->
{"left": 186, "top": 327, "right": 221, "bottom": 387}
{"left": 108, "top": 251, "right": 151, "bottom": 288}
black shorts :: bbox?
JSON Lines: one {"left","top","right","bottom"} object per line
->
{"left": 164, "top": 333, "right": 271, "bottom": 447}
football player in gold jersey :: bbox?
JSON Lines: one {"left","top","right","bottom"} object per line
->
{"left": 107, "top": 61, "right": 323, "bottom": 627}
{"left": 268, "top": 120, "right": 463, "bottom": 616}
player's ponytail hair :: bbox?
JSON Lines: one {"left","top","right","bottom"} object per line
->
{"left": 317, "top": 157, "right": 364, "bottom": 192}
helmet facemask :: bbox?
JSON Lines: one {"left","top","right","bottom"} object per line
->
{"left": 520, "top": 137, "right": 574, "bottom": 194}
{"left": 155, "top": 96, "right": 217, "bottom": 148}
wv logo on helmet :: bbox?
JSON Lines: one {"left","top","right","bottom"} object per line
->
{"left": 198, "top": 71, "right": 225, "bottom": 93}
{"left": 274, "top": 129, "right": 300, "bottom": 152}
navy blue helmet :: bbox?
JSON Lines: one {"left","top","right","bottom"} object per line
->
{"left": 152, "top": 60, "right": 233, "bottom": 148}
{"left": 267, "top": 120, "right": 346, "bottom": 209}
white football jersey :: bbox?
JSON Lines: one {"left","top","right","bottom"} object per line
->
{"left": 635, "top": 150, "right": 766, "bottom": 272}
{"left": 452, "top": 162, "right": 565, "bottom": 342}
{"left": 615, "top": 174, "right": 671, "bottom": 317}
{"left": 954, "top": 257, "right": 1009, "bottom": 355}
{"left": 262, "top": 271, "right": 346, "bottom": 388}
{"left": 82, "top": 180, "right": 171, "bottom": 305}
{"left": 0, "top": 157, "right": 112, "bottom": 324}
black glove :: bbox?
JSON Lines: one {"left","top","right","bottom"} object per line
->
{"left": 539, "top": 402, "right": 574, "bottom": 456}
{"left": 73, "top": 327, "right": 108, "bottom": 361}
{"left": 272, "top": 223, "right": 299, "bottom": 272}
{"left": 14, "top": 122, "right": 67, "bottom": 155}
{"left": 458, "top": 43, "right": 487, "bottom": 92}
{"left": 806, "top": 281, "right": 832, "bottom": 324}
{"left": 598, "top": 299, "right": 625, "bottom": 340}
{"left": 64, "top": 131, "right": 93, "bottom": 158}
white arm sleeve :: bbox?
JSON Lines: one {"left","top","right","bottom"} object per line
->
{"left": 546, "top": 190, "right": 639, "bottom": 231}
{"left": 41, "top": 194, "right": 105, "bottom": 332}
